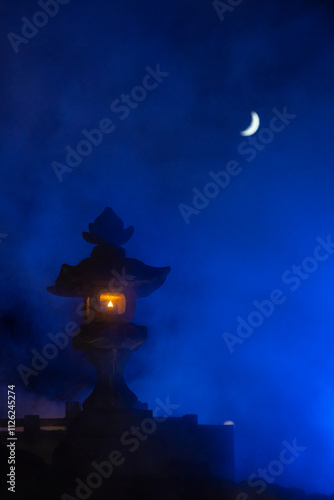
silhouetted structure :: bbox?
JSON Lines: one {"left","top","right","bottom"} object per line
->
{"left": 48, "top": 207, "right": 170, "bottom": 410}
{"left": 0, "top": 208, "right": 236, "bottom": 499}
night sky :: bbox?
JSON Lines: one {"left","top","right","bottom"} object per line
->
{"left": 1, "top": 0, "right": 334, "bottom": 495}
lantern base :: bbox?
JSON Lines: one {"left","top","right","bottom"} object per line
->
{"left": 74, "top": 322, "right": 147, "bottom": 410}
{"left": 52, "top": 407, "right": 153, "bottom": 479}
{"left": 51, "top": 407, "right": 235, "bottom": 483}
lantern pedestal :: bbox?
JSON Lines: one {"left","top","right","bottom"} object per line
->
{"left": 52, "top": 322, "right": 148, "bottom": 478}
{"left": 83, "top": 349, "right": 137, "bottom": 410}
{"left": 73, "top": 322, "right": 147, "bottom": 410}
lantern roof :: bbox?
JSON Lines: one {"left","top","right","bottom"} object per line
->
{"left": 47, "top": 208, "right": 171, "bottom": 298}
{"left": 82, "top": 207, "right": 134, "bottom": 246}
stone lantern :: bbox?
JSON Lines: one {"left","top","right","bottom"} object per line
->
{"left": 47, "top": 207, "right": 170, "bottom": 410}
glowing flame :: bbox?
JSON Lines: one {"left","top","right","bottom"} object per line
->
{"left": 107, "top": 301, "right": 113, "bottom": 308}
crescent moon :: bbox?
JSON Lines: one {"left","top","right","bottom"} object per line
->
{"left": 240, "top": 111, "right": 260, "bottom": 136}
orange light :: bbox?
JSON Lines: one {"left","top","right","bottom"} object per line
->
{"left": 99, "top": 293, "right": 126, "bottom": 314}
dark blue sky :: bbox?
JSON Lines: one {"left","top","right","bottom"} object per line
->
{"left": 1, "top": 0, "right": 334, "bottom": 494}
